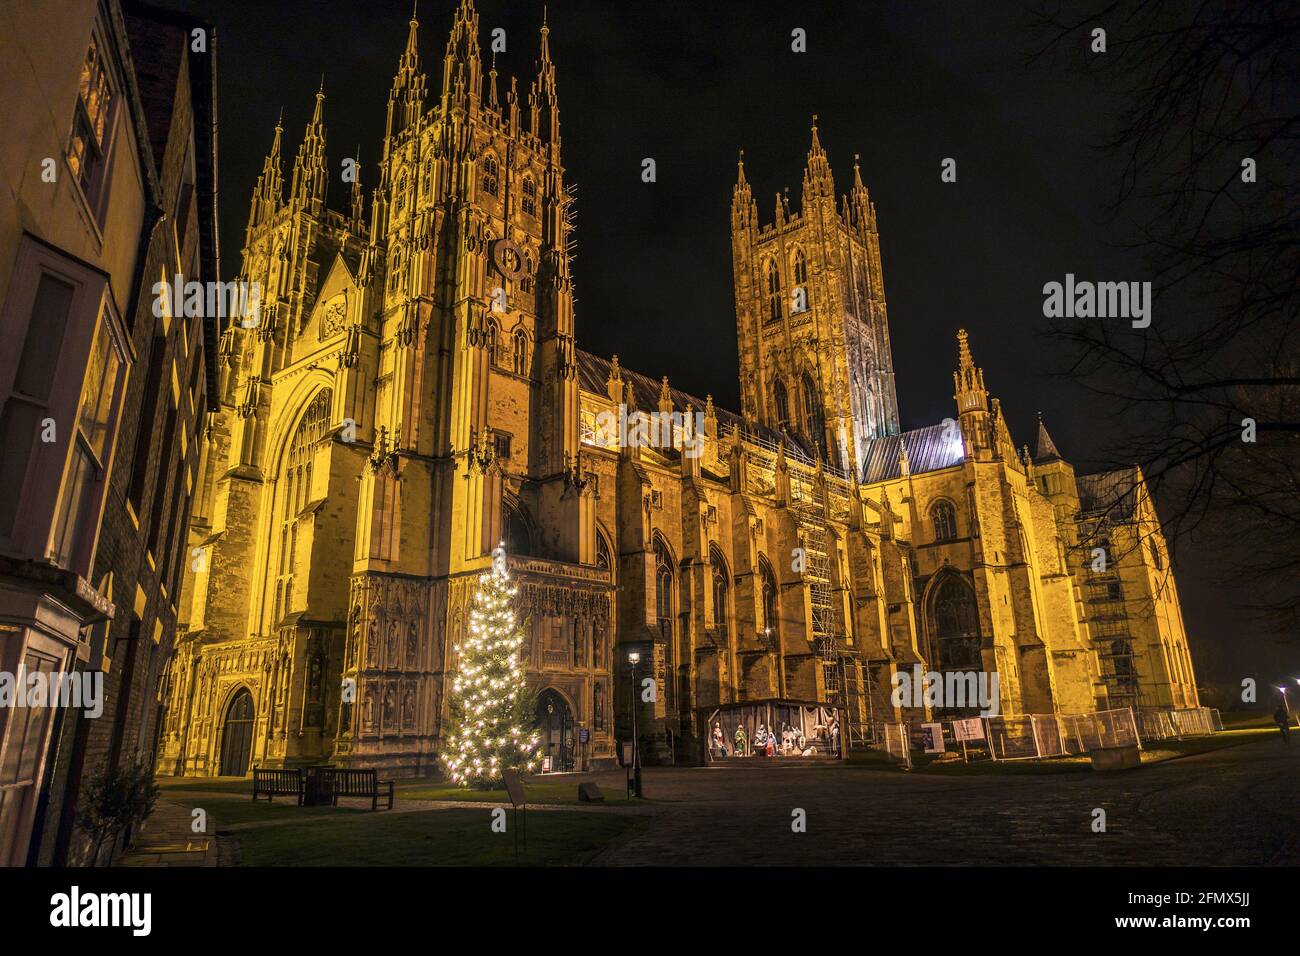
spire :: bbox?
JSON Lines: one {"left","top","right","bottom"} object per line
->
{"left": 290, "top": 86, "right": 328, "bottom": 213}
{"left": 1034, "top": 412, "right": 1063, "bottom": 462}
{"left": 953, "top": 328, "right": 989, "bottom": 427}
{"left": 441, "top": 0, "right": 482, "bottom": 110}
{"left": 731, "top": 149, "right": 756, "bottom": 229}
{"left": 387, "top": 5, "right": 427, "bottom": 143}
{"left": 802, "top": 113, "right": 834, "bottom": 204}
{"left": 349, "top": 144, "right": 365, "bottom": 228}
{"left": 532, "top": 9, "right": 560, "bottom": 144}
{"left": 248, "top": 111, "right": 285, "bottom": 230}
{"left": 487, "top": 50, "right": 500, "bottom": 109}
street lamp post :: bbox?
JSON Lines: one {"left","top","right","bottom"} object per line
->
{"left": 628, "top": 650, "right": 643, "bottom": 798}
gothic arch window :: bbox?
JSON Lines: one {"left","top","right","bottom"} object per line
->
{"left": 482, "top": 153, "right": 499, "bottom": 197}
{"left": 654, "top": 535, "right": 673, "bottom": 638}
{"left": 423, "top": 158, "right": 434, "bottom": 194}
{"left": 931, "top": 500, "right": 958, "bottom": 543}
{"left": 929, "top": 574, "right": 982, "bottom": 671}
{"left": 802, "top": 372, "right": 824, "bottom": 454}
{"left": 774, "top": 379, "right": 789, "bottom": 427}
{"left": 596, "top": 528, "right": 613, "bottom": 576}
{"left": 512, "top": 330, "right": 528, "bottom": 376}
{"left": 486, "top": 319, "right": 500, "bottom": 366}
{"left": 521, "top": 253, "right": 534, "bottom": 294}
{"left": 653, "top": 534, "right": 676, "bottom": 707}
{"left": 504, "top": 501, "right": 534, "bottom": 557}
{"left": 521, "top": 176, "right": 537, "bottom": 216}
{"left": 273, "top": 389, "right": 332, "bottom": 622}
{"left": 1149, "top": 539, "right": 1164, "bottom": 570}
{"left": 765, "top": 260, "right": 782, "bottom": 323}
{"left": 758, "top": 556, "right": 778, "bottom": 642}
{"left": 710, "top": 544, "right": 730, "bottom": 641}
{"left": 396, "top": 171, "right": 407, "bottom": 211}
{"left": 792, "top": 249, "right": 809, "bottom": 312}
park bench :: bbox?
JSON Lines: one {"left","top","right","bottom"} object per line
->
{"left": 252, "top": 767, "right": 304, "bottom": 805}
{"left": 319, "top": 768, "right": 394, "bottom": 811}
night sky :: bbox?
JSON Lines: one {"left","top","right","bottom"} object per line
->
{"left": 159, "top": 0, "right": 1290, "bottom": 693}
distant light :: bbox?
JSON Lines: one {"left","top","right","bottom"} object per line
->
{"left": 628, "top": 651, "right": 641, "bottom": 665}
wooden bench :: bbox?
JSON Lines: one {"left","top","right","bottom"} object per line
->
{"left": 319, "top": 768, "right": 394, "bottom": 811}
{"left": 252, "top": 767, "right": 304, "bottom": 805}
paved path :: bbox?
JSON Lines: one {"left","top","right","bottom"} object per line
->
{"left": 589, "top": 738, "right": 1300, "bottom": 865}
{"left": 129, "top": 737, "right": 1297, "bottom": 866}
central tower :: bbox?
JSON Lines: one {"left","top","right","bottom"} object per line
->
{"left": 731, "top": 121, "right": 899, "bottom": 473}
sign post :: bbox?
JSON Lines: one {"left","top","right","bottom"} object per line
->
{"left": 501, "top": 769, "right": 527, "bottom": 859}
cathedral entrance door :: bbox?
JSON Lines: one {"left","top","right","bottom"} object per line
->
{"left": 536, "top": 690, "right": 573, "bottom": 771}
{"left": 219, "top": 689, "right": 255, "bottom": 776}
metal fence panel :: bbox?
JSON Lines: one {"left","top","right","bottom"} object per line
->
{"left": 883, "top": 722, "right": 911, "bottom": 768}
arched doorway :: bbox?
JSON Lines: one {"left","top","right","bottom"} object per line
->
{"left": 535, "top": 689, "right": 573, "bottom": 772}
{"left": 218, "top": 689, "right": 255, "bottom": 776}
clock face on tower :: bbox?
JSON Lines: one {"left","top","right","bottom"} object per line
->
{"left": 492, "top": 238, "right": 524, "bottom": 280}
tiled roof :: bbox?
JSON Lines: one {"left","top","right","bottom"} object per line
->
{"left": 575, "top": 350, "right": 813, "bottom": 460}
{"left": 860, "top": 422, "right": 965, "bottom": 483}
{"left": 1076, "top": 467, "right": 1140, "bottom": 519}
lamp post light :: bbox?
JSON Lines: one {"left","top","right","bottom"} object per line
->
{"left": 628, "top": 650, "right": 643, "bottom": 798}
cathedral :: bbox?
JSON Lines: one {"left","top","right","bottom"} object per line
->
{"left": 159, "top": 0, "right": 1199, "bottom": 777}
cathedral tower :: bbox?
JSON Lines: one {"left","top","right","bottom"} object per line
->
{"left": 731, "top": 121, "right": 899, "bottom": 474}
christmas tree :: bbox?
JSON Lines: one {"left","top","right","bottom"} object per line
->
{"left": 441, "top": 546, "right": 541, "bottom": 788}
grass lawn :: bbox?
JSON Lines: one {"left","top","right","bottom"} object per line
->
{"left": 157, "top": 773, "right": 640, "bottom": 806}
{"left": 229, "top": 807, "right": 645, "bottom": 866}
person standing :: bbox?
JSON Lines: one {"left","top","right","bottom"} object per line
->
{"left": 1276, "top": 702, "right": 1292, "bottom": 744}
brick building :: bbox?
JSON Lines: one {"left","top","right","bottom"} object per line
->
{"left": 0, "top": 0, "right": 218, "bottom": 865}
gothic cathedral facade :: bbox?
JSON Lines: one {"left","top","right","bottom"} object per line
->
{"left": 160, "top": 1, "right": 1199, "bottom": 776}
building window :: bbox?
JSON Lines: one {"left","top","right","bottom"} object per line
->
{"left": 0, "top": 272, "right": 77, "bottom": 537}
{"left": 486, "top": 320, "right": 500, "bottom": 366}
{"left": 802, "top": 373, "right": 824, "bottom": 454}
{"left": 512, "top": 331, "right": 528, "bottom": 376}
{"left": 931, "top": 500, "right": 957, "bottom": 543}
{"left": 710, "top": 544, "right": 729, "bottom": 640}
{"left": 1149, "top": 539, "right": 1164, "bottom": 570}
{"left": 505, "top": 503, "right": 532, "bottom": 556}
{"left": 482, "top": 154, "right": 499, "bottom": 197}
{"left": 759, "top": 558, "right": 777, "bottom": 644}
{"left": 521, "top": 177, "right": 537, "bottom": 216}
{"left": 67, "top": 32, "right": 116, "bottom": 219}
{"left": 654, "top": 535, "right": 674, "bottom": 706}
{"left": 273, "top": 390, "right": 331, "bottom": 622}
{"left": 765, "top": 260, "right": 781, "bottom": 323}
{"left": 773, "top": 379, "right": 789, "bottom": 427}
{"left": 596, "top": 531, "right": 612, "bottom": 574}
{"left": 792, "top": 249, "right": 809, "bottom": 313}
{"left": 931, "top": 575, "right": 982, "bottom": 672}
{"left": 493, "top": 432, "right": 511, "bottom": 460}
{"left": 50, "top": 308, "right": 124, "bottom": 570}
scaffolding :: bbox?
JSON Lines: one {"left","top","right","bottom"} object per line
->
{"left": 1083, "top": 569, "right": 1139, "bottom": 709}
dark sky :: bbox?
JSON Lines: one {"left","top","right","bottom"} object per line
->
{"left": 160, "top": 0, "right": 1294, "bottom": 694}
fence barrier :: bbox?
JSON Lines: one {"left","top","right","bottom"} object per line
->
{"left": 874, "top": 705, "right": 1216, "bottom": 763}
{"left": 1136, "top": 705, "right": 1219, "bottom": 742}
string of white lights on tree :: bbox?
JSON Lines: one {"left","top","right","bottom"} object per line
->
{"left": 441, "top": 546, "right": 540, "bottom": 788}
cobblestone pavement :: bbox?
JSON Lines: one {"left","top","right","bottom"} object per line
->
{"left": 587, "top": 738, "right": 1300, "bottom": 865}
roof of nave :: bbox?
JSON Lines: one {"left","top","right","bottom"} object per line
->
{"left": 575, "top": 350, "right": 814, "bottom": 461}
{"left": 1076, "top": 466, "right": 1141, "bottom": 520}
{"left": 859, "top": 423, "right": 966, "bottom": 484}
